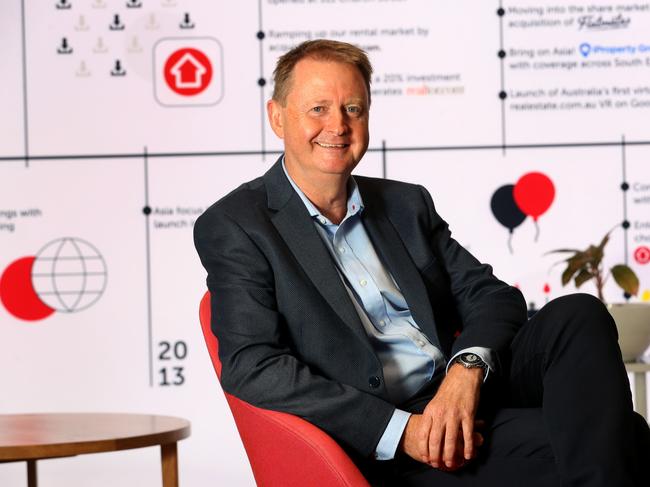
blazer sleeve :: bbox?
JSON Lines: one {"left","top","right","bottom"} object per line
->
{"left": 418, "top": 185, "right": 528, "bottom": 362}
{"left": 194, "top": 208, "right": 395, "bottom": 458}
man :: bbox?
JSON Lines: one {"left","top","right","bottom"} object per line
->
{"left": 194, "top": 40, "right": 649, "bottom": 486}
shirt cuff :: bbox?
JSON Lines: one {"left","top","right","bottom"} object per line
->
{"left": 446, "top": 346, "right": 496, "bottom": 382}
{"left": 374, "top": 408, "right": 411, "bottom": 461}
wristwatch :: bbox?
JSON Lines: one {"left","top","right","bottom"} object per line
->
{"left": 451, "top": 353, "right": 488, "bottom": 376}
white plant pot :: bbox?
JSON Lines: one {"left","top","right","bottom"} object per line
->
{"left": 607, "top": 303, "right": 650, "bottom": 362}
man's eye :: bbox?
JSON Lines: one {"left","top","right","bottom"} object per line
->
{"left": 312, "top": 106, "right": 324, "bottom": 113}
{"left": 346, "top": 106, "right": 361, "bottom": 114}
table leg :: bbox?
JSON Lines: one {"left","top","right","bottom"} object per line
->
{"left": 161, "top": 442, "right": 178, "bottom": 487}
{"left": 27, "top": 460, "right": 37, "bottom": 487}
{"left": 633, "top": 371, "right": 647, "bottom": 421}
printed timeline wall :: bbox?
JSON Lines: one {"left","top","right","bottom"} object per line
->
{"left": 2, "top": 0, "right": 650, "bottom": 485}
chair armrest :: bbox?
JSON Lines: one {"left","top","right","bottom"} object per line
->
{"left": 225, "top": 393, "right": 371, "bottom": 487}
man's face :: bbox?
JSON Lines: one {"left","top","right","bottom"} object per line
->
{"left": 267, "top": 58, "right": 370, "bottom": 181}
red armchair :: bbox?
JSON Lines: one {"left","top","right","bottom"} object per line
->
{"left": 199, "top": 291, "right": 371, "bottom": 487}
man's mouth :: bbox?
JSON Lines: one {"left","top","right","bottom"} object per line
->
{"left": 315, "top": 142, "right": 349, "bottom": 149}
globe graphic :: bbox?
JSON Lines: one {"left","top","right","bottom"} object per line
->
{"left": 30, "top": 238, "right": 107, "bottom": 313}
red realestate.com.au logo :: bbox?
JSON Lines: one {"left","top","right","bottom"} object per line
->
{"left": 163, "top": 48, "right": 213, "bottom": 96}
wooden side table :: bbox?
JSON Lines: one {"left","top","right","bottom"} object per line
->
{"left": 0, "top": 413, "right": 191, "bottom": 487}
{"left": 625, "top": 362, "right": 650, "bottom": 421}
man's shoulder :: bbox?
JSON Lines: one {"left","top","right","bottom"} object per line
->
{"left": 355, "top": 174, "right": 427, "bottom": 205}
{"left": 195, "top": 175, "right": 268, "bottom": 231}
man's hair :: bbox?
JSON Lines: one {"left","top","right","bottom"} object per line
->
{"left": 272, "top": 39, "right": 373, "bottom": 105}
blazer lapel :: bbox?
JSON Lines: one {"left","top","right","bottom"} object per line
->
{"left": 263, "top": 160, "right": 372, "bottom": 345}
{"left": 361, "top": 202, "right": 441, "bottom": 347}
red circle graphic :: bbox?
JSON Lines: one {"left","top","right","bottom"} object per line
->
{"left": 163, "top": 48, "right": 213, "bottom": 96}
{"left": 0, "top": 257, "right": 55, "bottom": 321}
{"left": 634, "top": 246, "right": 650, "bottom": 265}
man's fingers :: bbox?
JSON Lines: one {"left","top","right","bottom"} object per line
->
{"left": 428, "top": 422, "right": 444, "bottom": 467}
{"left": 416, "top": 414, "right": 431, "bottom": 463}
{"left": 474, "top": 431, "right": 484, "bottom": 446}
{"left": 443, "top": 424, "right": 459, "bottom": 468}
{"left": 462, "top": 417, "right": 474, "bottom": 460}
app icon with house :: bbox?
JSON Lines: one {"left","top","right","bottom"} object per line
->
{"left": 154, "top": 37, "right": 224, "bottom": 107}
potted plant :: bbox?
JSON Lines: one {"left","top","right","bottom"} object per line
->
{"left": 547, "top": 228, "right": 649, "bottom": 362}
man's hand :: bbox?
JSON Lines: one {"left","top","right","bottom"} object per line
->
{"left": 400, "top": 364, "right": 484, "bottom": 471}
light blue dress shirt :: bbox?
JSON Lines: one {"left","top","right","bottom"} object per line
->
{"left": 282, "top": 162, "right": 493, "bottom": 460}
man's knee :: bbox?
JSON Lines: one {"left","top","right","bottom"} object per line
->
{"left": 541, "top": 293, "right": 616, "bottom": 336}
{"left": 547, "top": 292, "right": 606, "bottom": 314}
{"left": 516, "top": 293, "right": 619, "bottom": 358}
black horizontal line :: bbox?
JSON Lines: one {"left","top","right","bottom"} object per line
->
{"left": 366, "top": 140, "right": 650, "bottom": 152}
{"left": 0, "top": 150, "right": 283, "bottom": 162}
{"left": 2, "top": 139, "right": 650, "bottom": 162}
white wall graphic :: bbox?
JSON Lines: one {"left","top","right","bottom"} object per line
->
{"left": 1, "top": 1, "right": 649, "bottom": 485}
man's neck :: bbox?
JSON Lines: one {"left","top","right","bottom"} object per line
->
{"left": 284, "top": 161, "right": 350, "bottom": 225}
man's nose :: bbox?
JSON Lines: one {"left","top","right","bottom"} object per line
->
{"left": 325, "top": 108, "right": 349, "bottom": 135}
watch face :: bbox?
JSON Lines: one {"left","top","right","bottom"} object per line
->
{"left": 463, "top": 353, "right": 480, "bottom": 364}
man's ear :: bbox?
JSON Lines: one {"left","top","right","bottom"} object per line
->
{"left": 267, "top": 99, "right": 285, "bottom": 139}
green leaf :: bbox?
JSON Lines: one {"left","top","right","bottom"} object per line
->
{"left": 568, "top": 252, "right": 590, "bottom": 269}
{"left": 597, "top": 232, "right": 610, "bottom": 252}
{"left": 561, "top": 266, "right": 573, "bottom": 286}
{"left": 611, "top": 265, "right": 640, "bottom": 296}
{"left": 583, "top": 245, "right": 603, "bottom": 267}
{"left": 559, "top": 250, "right": 594, "bottom": 286}
{"left": 574, "top": 269, "right": 593, "bottom": 288}
{"left": 562, "top": 263, "right": 582, "bottom": 286}
{"left": 545, "top": 248, "right": 582, "bottom": 255}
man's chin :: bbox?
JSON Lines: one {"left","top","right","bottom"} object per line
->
{"left": 314, "top": 151, "right": 363, "bottom": 171}
{"left": 315, "top": 159, "right": 359, "bottom": 176}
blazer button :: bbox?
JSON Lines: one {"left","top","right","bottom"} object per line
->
{"left": 368, "top": 376, "right": 381, "bottom": 389}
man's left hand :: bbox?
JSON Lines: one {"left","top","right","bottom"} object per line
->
{"left": 415, "top": 364, "right": 483, "bottom": 470}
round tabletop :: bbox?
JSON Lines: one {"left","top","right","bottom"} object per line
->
{"left": 0, "top": 413, "right": 191, "bottom": 461}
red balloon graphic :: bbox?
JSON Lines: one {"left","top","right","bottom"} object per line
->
{"left": 513, "top": 172, "right": 555, "bottom": 221}
{"left": 0, "top": 257, "right": 55, "bottom": 321}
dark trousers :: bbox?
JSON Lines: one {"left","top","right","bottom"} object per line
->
{"left": 364, "top": 294, "right": 650, "bottom": 487}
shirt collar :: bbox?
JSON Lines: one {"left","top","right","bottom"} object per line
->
{"left": 281, "top": 157, "right": 364, "bottom": 225}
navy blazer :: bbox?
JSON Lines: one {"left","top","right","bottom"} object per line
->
{"left": 194, "top": 157, "right": 527, "bottom": 458}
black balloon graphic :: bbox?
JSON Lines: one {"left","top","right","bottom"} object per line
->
{"left": 491, "top": 184, "right": 526, "bottom": 253}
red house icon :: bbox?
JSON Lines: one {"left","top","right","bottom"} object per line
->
{"left": 163, "top": 47, "right": 213, "bottom": 96}
{"left": 170, "top": 53, "right": 207, "bottom": 89}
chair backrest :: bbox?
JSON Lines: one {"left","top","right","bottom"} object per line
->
{"left": 199, "top": 291, "right": 371, "bottom": 487}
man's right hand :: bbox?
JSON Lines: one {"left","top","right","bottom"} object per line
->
{"left": 400, "top": 414, "right": 484, "bottom": 471}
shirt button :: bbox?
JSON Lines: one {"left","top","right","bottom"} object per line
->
{"left": 338, "top": 247, "right": 345, "bottom": 253}
{"left": 416, "top": 339, "right": 426, "bottom": 347}
{"left": 378, "top": 320, "right": 385, "bottom": 327}
{"left": 369, "top": 376, "right": 381, "bottom": 388}
{"left": 360, "top": 279, "right": 367, "bottom": 287}
{"left": 319, "top": 217, "right": 326, "bottom": 224}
